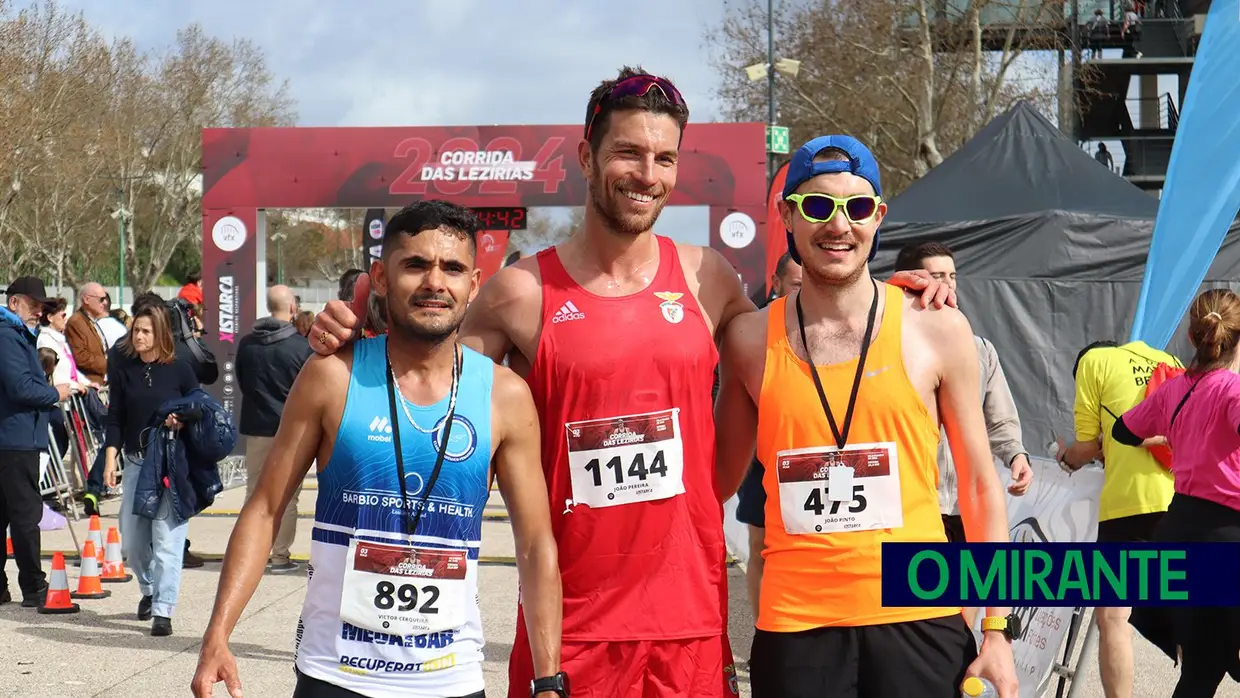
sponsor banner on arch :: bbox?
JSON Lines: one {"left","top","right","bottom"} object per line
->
{"left": 202, "top": 207, "right": 258, "bottom": 425}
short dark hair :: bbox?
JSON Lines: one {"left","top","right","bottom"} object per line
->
{"left": 131, "top": 291, "right": 167, "bottom": 318}
{"left": 186, "top": 271, "right": 202, "bottom": 284}
{"left": 585, "top": 66, "right": 690, "bottom": 152}
{"left": 381, "top": 200, "right": 483, "bottom": 261}
{"left": 774, "top": 253, "right": 797, "bottom": 278}
{"left": 338, "top": 269, "right": 365, "bottom": 302}
{"left": 893, "top": 241, "right": 954, "bottom": 273}
{"left": 39, "top": 297, "right": 67, "bottom": 326}
{"left": 1073, "top": 340, "right": 1119, "bottom": 379}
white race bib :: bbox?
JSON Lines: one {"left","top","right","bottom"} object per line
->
{"left": 565, "top": 408, "right": 686, "bottom": 509}
{"left": 775, "top": 442, "right": 904, "bottom": 535}
{"left": 339, "top": 539, "right": 468, "bottom": 636}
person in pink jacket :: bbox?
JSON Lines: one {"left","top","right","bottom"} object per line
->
{"left": 1112, "top": 288, "right": 1240, "bottom": 698}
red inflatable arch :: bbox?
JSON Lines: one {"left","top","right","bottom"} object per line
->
{"left": 201, "top": 123, "right": 768, "bottom": 418}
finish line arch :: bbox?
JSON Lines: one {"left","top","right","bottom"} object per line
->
{"left": 200, "top": 123, "right": 768, "bottom": 417}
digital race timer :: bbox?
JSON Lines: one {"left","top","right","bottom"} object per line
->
{"left": 471, "top": 206, "right": 527, "bottom": 230}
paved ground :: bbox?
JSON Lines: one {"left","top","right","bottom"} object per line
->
{"left": 2, "top": 476, "right": 1234, "bottom": 697}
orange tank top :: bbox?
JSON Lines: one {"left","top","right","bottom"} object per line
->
{"left": 756, "top": 283, "right": 960, "bottom": 631}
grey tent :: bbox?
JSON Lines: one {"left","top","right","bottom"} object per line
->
{"left": 871, "top": 101, "right": 1240, "bottom": 453}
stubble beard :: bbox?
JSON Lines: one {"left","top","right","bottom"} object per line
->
{"left": 588, "top": 175, "right": 666, "bottom": 236}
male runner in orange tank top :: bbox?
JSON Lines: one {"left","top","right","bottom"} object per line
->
{"left": 715, "top": 136, "right": 1019, "bottom": 698}
{"left": 309, "top": 73, "right": 957, "bottom": 697}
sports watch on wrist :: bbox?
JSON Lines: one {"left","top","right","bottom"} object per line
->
{"left": 530, "top": 671, "right": 570, "bottom": 697}
{"left": 981, "top": 612, "right": 1023, "bottom": 642}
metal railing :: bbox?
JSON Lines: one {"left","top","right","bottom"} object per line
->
{"left": 1123, "top": 93, "right": 1180, "bottom": 130}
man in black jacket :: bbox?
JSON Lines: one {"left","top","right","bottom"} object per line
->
{"left": 0, "top": 277, "right": 73, "bottom": 607}
{"left": 235, "top": 284, "right": 311, "bottom": 573}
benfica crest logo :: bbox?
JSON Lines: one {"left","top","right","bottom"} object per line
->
{"left": 654, "top": 291, "right": 685, "bottom": 324}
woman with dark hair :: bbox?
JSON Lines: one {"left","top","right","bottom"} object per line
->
{"left": 1113, "top": 288, "right": 1240, "bottom": 697}
{"left": 36, "top": 298, "right": 92, "bottom": 392}
{"left": 101, "top": 303, "right": 198, "bottom": 637}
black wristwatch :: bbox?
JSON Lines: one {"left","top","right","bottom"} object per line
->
{"left": 531, "top": 671, "right": 570, "bottom": 697}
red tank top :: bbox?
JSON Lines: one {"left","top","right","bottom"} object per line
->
{"left": 526, "top": 235, "right": 723, "bottom": 641}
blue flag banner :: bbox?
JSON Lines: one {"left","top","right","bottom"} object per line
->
{"left": 881, "top": 543, "right": 1240, "bottom": 607}
{"left": 1128, "top": 0, "right": 1240, "bottom": 350}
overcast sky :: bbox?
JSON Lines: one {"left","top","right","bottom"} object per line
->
{"left": 43, "top": 1, "right": 1147, "bottom": 247}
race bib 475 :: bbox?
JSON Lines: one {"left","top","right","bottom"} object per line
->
{"left": 775, "top": 442, "right": 904, "bottom": 535}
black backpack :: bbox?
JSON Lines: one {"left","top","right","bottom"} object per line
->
{"left": 166, "top": 298, "right": 217, "bottom": 379}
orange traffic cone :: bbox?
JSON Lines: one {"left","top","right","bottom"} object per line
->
{"left": 71, "top": 540, "right": 111, "bottom": 600}
{"left": 38, "top": 552, "right": 81, "bottom": 614}
{"left": 87, "top": 515, "right": 105, "bottom": 566}
{"left": 100, "top": 527, "right": 132, "bottom": 583}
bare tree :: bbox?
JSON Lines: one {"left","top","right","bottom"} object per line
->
{"left": 512, "top": 208, "right": 580, "bottom": 254}
{"left": 708, "top": 0, "right": 1062, "bottom": 193}
{"left": 0, "top": 1, "right": 112, "bottom": 280}
{"left": 104, "top": 25, "right": 296, "bottom": 292}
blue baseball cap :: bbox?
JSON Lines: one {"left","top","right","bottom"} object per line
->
{"left": 781, "top": 135, "right": 883, "bottom": 264}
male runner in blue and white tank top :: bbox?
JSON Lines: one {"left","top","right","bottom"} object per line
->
{"left": 192, "top": 201, "right": 565, "bottom": 698}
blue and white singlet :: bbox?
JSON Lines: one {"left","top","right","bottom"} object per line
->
{"left": 294, "top": 337, "right": 492, "bottom": 698}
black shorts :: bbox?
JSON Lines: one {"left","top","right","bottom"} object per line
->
{"left": 941, "top": 514, "right": 965, "bottom": 543}
{"left": 293, "top": 670, "right": 484, "bottom": 698}
{"left": 748, "top": 614, "right": 977, "bottom": 698}
{"left": 1096, "top": 511, "right": 1164, "bottom": 543}
{"left": 736, "top": 460, "right": 767, "bottom": 528}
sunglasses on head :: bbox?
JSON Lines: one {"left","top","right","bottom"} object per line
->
{"left": 784, "top": 193, "right": 882, "bottom": 224}
{"left": 584, "top": 74, "right": 686, "bottom": 142}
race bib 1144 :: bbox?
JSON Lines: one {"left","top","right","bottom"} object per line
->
{"left": 339, "top": 539, "right": 469, "bottom": 637}
{"left": 775, "top": 442, "right": 904, "bottom": 535}
{"left": 565, "top": 408, "right": 686, "bottom": 509}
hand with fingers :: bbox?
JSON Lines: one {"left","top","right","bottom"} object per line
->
{"left": 888, "top": 268, "right": 958, "bottom": 309}
{"left": 192, "top": 639, "right": 243, "bottom": 697}
{"left": 309, "top": 273, "right": 371, "bottom": 356}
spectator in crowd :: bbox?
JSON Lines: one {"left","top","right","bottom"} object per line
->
{"left": 116, "top": 292, "right": 213, "bottom": 568}
{"left": 177, "top": 271, "right": 203, "bottom": 307}
{"left": 1058, "top": 337, "right": 1178, "bottom": 698}
{"left": 98, "top": 293, "right": 129, "bottom": 349}
{"left": 336, "top": 269, "right": 365, "bottom": 303}
{"left": 893, "top": 242, "right": 1033, "bottom": 530}
{"left": 110, "top": 307, "right": 131, "bottom": 330}
{"left": 293, "top": 310, "right": 314, "bottom": 337}
{"left": 1113, "top": 289, "right": 1240, "bottom": 696}
{"left": 0, "top": 277, "right": 73, "bottom": 608}
{"left": 1096, "top": 143, "right": 1115, "bottom": 173}
{"left": 66, "top": 282, "right": 111, "bottom": 385}
{"left": 102, "top": 302, "right": 199, "bottom": 636}
{"left": 235, "top": 284, "right": 312, "bottom": 574}
{"left": 37, "top": 298, "right": 93, "bottom": 393}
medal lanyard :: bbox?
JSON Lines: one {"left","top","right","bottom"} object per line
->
{"left": 795, "top": 278, "right": 880, "bottom": 450}
{"left": 385, "top": 342, "right": 460, "bottom": 539}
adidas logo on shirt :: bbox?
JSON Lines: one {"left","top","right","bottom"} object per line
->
{"left": 367, "top": 416, "right": 393, "bottom": 443}
{"left": 552, "top": 300, "right": 586, "bottom": 324}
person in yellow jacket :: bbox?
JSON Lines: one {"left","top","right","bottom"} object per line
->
{"left": 1056, "top": 339, "right": 1177, "bottom": 698}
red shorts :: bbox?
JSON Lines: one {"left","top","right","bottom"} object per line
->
{"left": 508, "top": 628, "right": 739, "bottom": 698}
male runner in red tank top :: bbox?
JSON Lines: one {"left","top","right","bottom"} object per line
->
{"left": 309, "top": 67, "right": 955, "bottom": 698}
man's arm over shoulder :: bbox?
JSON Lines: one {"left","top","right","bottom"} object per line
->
{"left": 928, "top": 310, "right": 1009, "bottom": 543}
{"left": 715, "top": 307, "right": 766, "bottom": 499}
{"left": 0, "top": 332, "right": 59, "bottom": 408}
{"left": 490, "top": 365, "right": 560, "bottom": 679}
{"left": 680, "top": 243, "right": 758, "bottom": 340}
{"left": 459, "top": 260, "right": 541, "bottom": 364}
{"left": 202, "top": 352, "right": 344, "bottom": 647}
